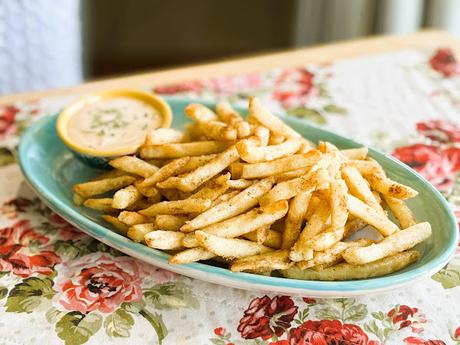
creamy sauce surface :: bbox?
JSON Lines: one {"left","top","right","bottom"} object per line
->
{"left": 67, "top": 97, "right": 162, "bottom": 151}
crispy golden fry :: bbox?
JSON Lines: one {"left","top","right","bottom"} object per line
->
{"left": 343, "top": 218, "right": 367, "bottom": 238}
{"left": 183, "top": 123, "right": 205, "bottom": 141}
{"left": 159, "top": 188, "right": 191, "bottom": 201}
{"left": 195, "top": 231, "right": 272, "bottom": 259}
{"left": 144, "top": 128, "right": 186, "bottom": 146}
{"left": 198, "top": 200, "right": 288, "bottom": 238}
{"left": 140, "top": 141, "right": 231, "bottom": 159}
{"left": 198, "top": 120, "right": 237, "bottom": 141}
{"left": 210, "top": 190, "right": 239, "bottom": 206}
{"left": 346, "top": 194, "right": 399, "bottom": 236}
{"left": 83, "top": 198, "right": 115, "bottom": 213}
{"left": 157, "top": 146, "right": 239, "bottom": 192}
{"left": 102, "top": 215, "right": 128, "bottom": 234}
{"left": 145, "top": 230, "right": 185, "bottom": 250}
{"left": 343, "top": 222, "right": 431, "bottom": 264}
{"left": 260, "top": 168, "right": 328, "bottom": 207}
{"left": 181, "top": 177, "right": 274, "bottom": 232}
{"left": 155, "top": 214, "right": 188, "bottom": 231}
{"left": 244, "top": 228, "right": 282, "bottom": 249}
{"left": 230, "top": 250, "right": 292, "bottom": 272}
{"left": 366, "top": 173, "right": 418, "bottom": 200}
{"left": 118, "top": 211, "right": 153, "bottom": 226}
{"left": 139, "top": 198, "right": 212, "bottom": 216}
{"left": 318, "top": 141, "right": 339, "bottom": 153}
{"left": 274, "top": 168, "right": 309, "bottom": 182}
{"left": 340, "top": 147, "right": 368, "bottom": 160}
{"left": 112, "top": 185, "right": 142, "bottom": 209}
{"left": 227, "top": 179, "right": 253, "bottom": 189}
{"left": 330, "top": 179, "right": 348, "bottom": 230}
{"left": 304, "top": 194, "right": 321, "bottom": 219}
{"left": 133, "top": 180, "right": 161, "bottom": 198}
{"left": 73, "top": 193, "right": 85, "bottom": 206}
{"left": 256, "top": 226, "right": 269, "bottom": 245}
{"left": 282, "top": 250, "right": 420, "bottom": 280}
{"left": 216, "top": 101, "right": 251, "bottom": 138}
{"left": 229, "top": 162, "right": 244, "bottom": 178}
{"left": 383, "top": 195, "right": 417, "bottom": 229}
{"left": 74, "top": 175, "right": 136, "bottom": 198}
{"left": 342, "top": 166, "right": 384, "bottom": 213}
{"left": 249, "top": 97, "right": 301, "bottom": 138}
{"left": 91, "top": 169, "right": 128, "bottom": 181}
{"left": 169, "top": 247, "right": 215, "bottom": 264}
{"left": 238, "top": 150, "right": 321, "bottom": 179}
{"left": 181, "top": 233, "right": 199, "bottom": 248}
{"left": 297, "top": 139, "right": 315, "bottom": 153}
{"left": 177, "top": 154, "right": 217, "bottom": 174}
{"left": 188, "top": 173, "right": 230, "bottom": 201}
{"left": 138, "top": 157, "right": 190, "bottom": 188}
{"left": 237, "top": 138, "right": 302, "bottom": 163}
{"left": 127, "top": 223, "right": 155, "bottom": 242}
{"left": 109, "top": 156, "right": 158, "bottom": 178}
{"left": 303, "top": 227, "right": 344, "bottom": 251}
{"left": 253, "top": 126, "right": 270, "bottom": 146}
{"left": 268, "top": 132, "right": 285, "bottom": 145}
{"left": 343, "top": 160, "right": 381, "bottom": 176}
{"left": 126, "top": 198, "right": 152, "bottom": 211}
{"left": 185, "top": 103, "right": 218, "bottom": 122}
{"left": 282, "top": 192, "right": 311, "bottom": 249}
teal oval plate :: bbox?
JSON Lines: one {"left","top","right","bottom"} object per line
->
{"left": 18, "top": 98, "right": 458, "bottom": 297}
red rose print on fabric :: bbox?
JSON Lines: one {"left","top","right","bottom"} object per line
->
{"left": 417, "top": 120, "right": 460, "bottom": 144}
{"left": 0, "top": 220, "right": 60, "bottom": 277}
{"left": 153, "top": 80, "right": 203, "bottom": 94}
{"left": 54, "top": 253, "right": 150, "bottom": 313}
{"left": 287, "top": 319, "right": 372, "bottom": 345}
{"left": 206, "top": 73, "right": 262, "bottom": 95}
{"left": 47, "top": 213, "right": 87, "bottom": 241}
{"left": 455, "top": 326, "right": 460, "bottom": 339}
{"left": 387, "top": 305, "right": 427, "bottom": 334}
{"left": 273, "top": 68, "right": 317, "bottom": 109}
{"left": 393, "top": 143, "right": 460, "bottom": 191}
{"left": 302, "top": 297, "right": 317, "bottom": 304}
{"left": 0, "top": 105, "right": 19, "bottom": 137}
{"left": 237, "top": 295, "right": 298, "bottom": 340}
{"left": 1, "top": 198, "right": 34, "bottom": 219}
{"left": 429, "top": 48, "right": 460, "bottom": 77}
{"left": 404, "top": 336, "right": 446, "bottom": 345}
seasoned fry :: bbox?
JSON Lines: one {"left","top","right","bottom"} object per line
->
{"left": 134, "top": 180, "right": 162, "bottom": 198}
{"left": 188, "top": 173, "right": 230, "bottom": 201}
{"left": 244, "top": 228, "right": 282, "bottom": 249}
{"left": 185, "top": 103, "right": 218, "bottom": 122}
{"left": 340, "top": 147, "right": 368, "bottom": 160}
{"left": 83, "top": 198, "right": 115, "bottom": 213}
{"left": 366, "top": 173, "right": 418, "bottom": 200}
{"left": 237, "top": 138, "right": 302, "bottom": 163}
{"left": 169, "top": 247, "right": 215, "bottom": 264}
{"left": 74, "top": 175, "right": 136, "bottom": 198}
{"left": 144, "top": 128, "right": 186, "bottom": 146}
{"left": 343, "top": 222, "right": 431, "bottom": 264}
{"left": 177, "top": 154, "right": 217, "bottom": 174}
{"left": 275, "top": 168, "right": 309, "bottom": 182}
{"left": 282, "top": 192, "right": 311, "bottom": 249}
{"left": 343, "top": 218, "right": 367, "bottom": 238}
{"left": 346, "top": 194, "right": 399, "bottom": 236}
{"left": 227, "top": 179, "right": 253, "bottom": 189}
{"left": 138, "top": 157, "right": 190, "bottom": 188}
{"left": 253, "top": 126, "right": 270, "bottom": 146}
{"left": 216, "top": 101, "right": 251, "bottom": 138}
{"left": 198, "top": 120, "right": 237, "bottom": 141}
{"left": 73, "top": 193, "right": 85, "bottom": 206}
{"left": 230, "top": 250, "right": 292, "bottom": 272}
{"left": 238, "top": 150, "right": 321, "bottom": 179}
{"left": 155, "top": 215, "right": 188, "bottom": 231}
{"left": 159, "top": 188, "right": 191, "bottom": 201}
{"left": 157, "top": 146, "right": 239, "bottom": 192}
{"left": 282, "top": 250, "right": 420, "bottom": 281}
{"left": 139, "top": 199, "right": 212, "bottom": 216}
{"left": 343, "top": 160, "right": 381, "bottom": 176}
{"left": 256, "top": 226, "right": 269, "bottom": 245}
{"left": 102, "top": 215, "right": 128, "bottom": 234}
{"left": 383, "top": 195, "right": 417, "bottom": 229}
{"left": 126, "top": 198, "right": 152, "bottom": 211}
{"left": 118, "top": 211, "right": 153, "bottom": 226}
{"left": 140, "top": 141, "right": 231, "bottom": 159}
{"left": 182, "top": 233, "right": 199, "bottom": 248}
{"left": 330, "top": 179, "right": 348, "bottom": 230}
{"left": 112, "top": 185, "right": 142, "bottom": 209}
{"left": 145, "top": 230, "right": 185, "bottom": 250}
{"left": 268, "top": 132, "right": 285, "bottom": 145}
{"left": 109, "top": 156, "right": 158, "bottom": 178}
{"left": 181, "top": 178, "right": 274, "bottom": 232}
{"left": 127, "top": 223, "right": 155, "bottom": 242}
{"left": 303, "top": 227, "right": 344, "bottom": 251}
{"left": 195, "top": 231, "right": 272, "bottom": 259}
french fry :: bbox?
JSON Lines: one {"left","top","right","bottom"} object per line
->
{"left": 343, "top": 218, "right": 367, "bottom": 238}
{"left": 139, "top": 198, "right": 212, "bottom": 216}
{"left": 346, "top": 194, "right": 399, "bottom": 236}
{"left": 243, "top": 228, "right": 282, "bottom": 249}
{"left": 274, "top": 168, "right": 309, "bottom": 182}
{"left": 342, "top": 166, "right": 384, "bottom": 213}
{"left": 182, "top": 233, "right": 199, "bottom": 248}
{"left": 282, "top": 250, "right": 420, "bottom": 280}
{"left": 102, "top": 215, "right": 128, "bottom": 235}
{"left": 343, "top": 222, "right": 431, "bottom": 265}
{"left": 83, "top": 198, "right": 115, "bottom": 213}
{"left": 297, "top": 139, "right": 315, "bottom": 153}
{"left": 144, "top": 128, "right": 186, "bottom": 146}
{"left": 181, "top": 177, "right": 274, "bottom": 231}
{"left": 230, "top": 250, "right": 292, "bottom": 272}
{"left": 237, "top": 138, "right": 302, "bottom": 163}
{"left": 343, "top": 160, "right": 381, "bottom": 176}
{"left": 109, "top": 156, "right": 159, "bottom": 178}
{"left": 330, "top": 179, "right": 348, "bottom": 230}
{"left": 260, "top": 168, "right": 328, "bottom": 207}
{"left": 383, "top": 195, "right": 417, "bottom": 229}
{"left": 188, "top": 173, "right": 230, "bottom": 201}
{"left": 366, "top": 173, "right": 418, "bottom": 200}
{"left": 227, "top": 179, "right": 253, "bottom": 189}
{"left": 185, "top": 103, "right": 218, "bottom": 122}
{"left": 229, "top": 162, "right": 244, "bottom": 178}
{"left": 318, "top": 141, "right": 339, "bottom": 153}
{"left": 210, "top": 190, "right": 239, "bottom": 207}
{"left": 248, "top": 97, "right": 301, "bottom": 138}
{"left": 282, "top": 192, "right": 311, "bottom": 249}
{"left": 127, "top": 223, "right": 155, "bottom": 242}
{"left": 155, "top": 214, "right": 188, "bottom": 231}
{"left": 177, "top": 154, "right": 217, "bottom": 174}
{"left": 73, "top": 193, "right": 85, "bottom": 206}
{"left": 91, "top": 169, "right": 128, "bottom": 181}
{"left": 134, "top": 180, "right": 162, "bottom": 198}
{"left": 126, "top": 198, "right": 152, "bottom": 211}
{"left": 157, "top": 146, "right": 239, "bottom": 192}
{"left": 256, "top": 226, "right": 269, "bottom": 245}
{"left": 140, "top": 141, "right": 231, "bottom": 159}
{"left": 118, "top": 211, "right": 153, "bottom": 226}
{"left": 112, "top": 185, "right": 142, "bottom": 209}
{"left": 198, "top": 120, "right": 237, "bottom": 141}
{"left": 145, "top": 230, "right": 185, "bottom": 250}
{"left": 238, "top": 150, "right": 321, "bottom": 179}
{"left": 268, "top": 132, "right": 285, "bottom": 145}
{"left": 215, "top": 101, "right": 251, "bottom": 138}
{"left": 302, "top": 226, "right": 344, "bottom": 251}
{"left": 183, "top": 123, "right": 206, "bottom": 141}
{"left": 138, "top": 157, "right": 190, "bottom": 188}
{"left": 169, "top": 247, "right": 215, "bottom": 264}
{"left": 74, "top": 175, "right": 136, "bottom": 198}
{"left": 254, "top": 126, "right": 270, "bottom": 146}
{"left": 195, "top": 231, "right": 272, "bottom": 259}
{"left": 340, "top": 147, "right": 368, "bottom": 160}
{"left": 159, "top": 188, "right": 191, "bottom": 201}
{"left": 304, "top": 194, "right": 321, "bottom": 219}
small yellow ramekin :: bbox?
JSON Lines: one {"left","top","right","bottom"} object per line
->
{"left": 56, "top": 89, "right": 172, "bottom": 168}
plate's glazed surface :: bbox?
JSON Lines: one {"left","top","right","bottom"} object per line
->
{"left": 18, "top": 98, "right": 458, "bottom": 297}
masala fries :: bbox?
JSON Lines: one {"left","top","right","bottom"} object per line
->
{"left": 75, "top": 97, "right": 430, "bottom": 281}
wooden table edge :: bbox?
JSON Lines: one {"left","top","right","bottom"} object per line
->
{"left": 1, "top": 29, "right": 459, "bottom": 105}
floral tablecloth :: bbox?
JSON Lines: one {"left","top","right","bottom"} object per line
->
{"left": 0, "top": 47, "right": 460, "bottom": 345}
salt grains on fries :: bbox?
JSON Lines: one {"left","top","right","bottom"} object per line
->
{"left": 75, "top": 97, "right": 431, "bottom": 281}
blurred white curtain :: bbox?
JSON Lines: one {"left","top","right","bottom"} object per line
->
{"left": 293, "top": 0, "right": 460, "bottom": 47}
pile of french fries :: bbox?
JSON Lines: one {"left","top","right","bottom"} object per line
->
{"left": 73, "top": 97, "right": 432, "bottom": 281}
